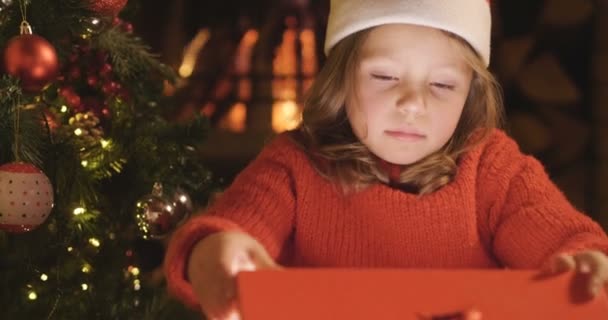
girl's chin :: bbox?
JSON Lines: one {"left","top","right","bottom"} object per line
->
{"left": 374, "top": 153, "right": 425, "bottom": 166}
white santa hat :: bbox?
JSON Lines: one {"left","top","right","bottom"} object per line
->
{"left": 324, "top": 0, "right": 493, "bottom": 66}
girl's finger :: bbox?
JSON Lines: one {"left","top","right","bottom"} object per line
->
{"left": 589, "top": 276, "right": 604, "bottom": 297}
{"left": 199, "top": 274, "right": 237, "bottom": 319}
{"left": 204, "top": 300, "right": 239, "bottom": 320}
{"left": 542, "top": 254, "right": 576, "bottom": 275}
{"left": 209, "top": 300, "right": 241, "bottom": 320}
{"left": 573, "top": 251, "right": 608, "bottom": 297}
{"left": 249, "top": 242, "right": 282, "bottom": 270}
{"left": 230, "top": 251, "right": 257, "bottom": 275}
{"left": 588, "top": 267, "right": 608, "bottom": 297}
{"left": 223, "top": 309, "right": 242, "bottom": 320}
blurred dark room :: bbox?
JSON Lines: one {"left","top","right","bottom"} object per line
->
{"left": 132, "top": 0, "right": 606, "bottom": 228}
{"left": 2, "top": 1, "right": 608, "bottom": 318}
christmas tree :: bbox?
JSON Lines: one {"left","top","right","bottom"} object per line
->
{"left": 0, "top": 0, "right": 211, "bottom": 318}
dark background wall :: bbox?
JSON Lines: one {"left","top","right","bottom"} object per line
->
{"left": 130, "top": 0, "right": 608, "bottom": 229}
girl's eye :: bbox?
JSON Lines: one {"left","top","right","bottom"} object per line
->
{"left": 431, "top": 82, "right": 456, "bottom": 90}
{"left": 371, "top": 74, "right": 398, "bottom": 81}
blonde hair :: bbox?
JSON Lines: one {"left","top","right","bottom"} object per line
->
{"left": 292, "top": 28, "right": 504, "bottom": 195}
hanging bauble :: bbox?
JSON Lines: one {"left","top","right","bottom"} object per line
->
{"left": 3, "top": 22, "right": 58, "bottom": 92}
{"left": 77, "top": 16, "right": 104, "bottom": 39}
{"left": 87, "top": 0, "right": 128, "bottom": 17}
{"left": 171, "top": 187, "right": 193, "bottom": 224}
{"left": 0, "top": 162, "right": 54, "bottom": 233}
{"left": 135, "top": 183, "right": 187, "bottom": 239}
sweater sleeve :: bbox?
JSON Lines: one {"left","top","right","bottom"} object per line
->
{"left": 477, "top": 130, "right": 608, "bottom": 269}
{"left": 164, "top": 134, "right": 298, "bottom": 310}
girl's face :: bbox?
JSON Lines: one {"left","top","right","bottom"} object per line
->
{"left": 346, "top": 24, "right": 474, "bottom": 165}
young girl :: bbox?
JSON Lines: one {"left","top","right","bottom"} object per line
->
{"left": 165, "top": 0, "right": 608, "bottom": 318}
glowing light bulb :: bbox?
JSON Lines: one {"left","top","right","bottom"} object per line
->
{"left": 88, "top": 238, "right": 100, "bottom": 247}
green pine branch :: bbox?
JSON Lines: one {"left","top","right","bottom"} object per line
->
{"left": 0, "top": 1, "right": 212, "bottom": 319}
{"left": 94, "top": 27, "right": 176, "bottom": 89}
{"left": 0, "top": 76, "right": 49, "bottom": 166}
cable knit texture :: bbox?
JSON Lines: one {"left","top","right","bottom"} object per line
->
{"left": 164, "top": 129, "right": 608, "bottom": 310}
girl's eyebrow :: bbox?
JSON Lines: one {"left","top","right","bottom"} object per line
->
{"left": 361, "top": 49, "right": 468, "bottom": 69}
{"left": 359, "top": 55, "right": 400, "bottom": 65}
{"left": 360, "top": 56, "right": 469, "bottom": 79}
{"left": 432, "top": 66, "right": 470, "bottom": 78}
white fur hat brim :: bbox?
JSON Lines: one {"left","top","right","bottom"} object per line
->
{"left": 324, "top": 0, "right": 492, "bottom": 66}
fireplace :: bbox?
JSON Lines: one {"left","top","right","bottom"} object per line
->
{"left": 166, "top": 0, "right": 325, "bottom": 179}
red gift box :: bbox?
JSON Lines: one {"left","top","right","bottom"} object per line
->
{"left": 237, "top": 269, "right": 608, "bottom": 320}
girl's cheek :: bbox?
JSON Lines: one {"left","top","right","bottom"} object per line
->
{"left": 346, "top": 102, "right": 369, "bottom": 139}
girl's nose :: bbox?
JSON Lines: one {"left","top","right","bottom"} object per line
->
{"left": 396, "top": 86, "right": 426, "bottom": 119}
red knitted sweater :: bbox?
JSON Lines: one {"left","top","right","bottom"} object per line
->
{"left": 164, "top": 129, "right": 608, "bottom": 310}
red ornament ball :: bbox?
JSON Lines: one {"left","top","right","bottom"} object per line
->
{"left": 112, "top": 17, "right": 123, "bottom": 26}
{"left": 134, "top": 184, "right": 191, "bottom": 239}
{"left": 86, "top": 75, "right": 99, "bottom": 87}
{"left": 102, "top": 81, "right": 121, "bottom": 95}
{"left": 59, "top": 86, "right": 82, "bottom": 109}
{"left": 3, "top": 34, "right": 59, "bottom": 92}
{"left": 87, "top": 0, "right": 128, "bottom": 16}
{"left": 68, "top": 66, "right": 82, "bottom": 80}
{"left": 69, "top": 96, "right": 83, "bottom": 111}
{"left": 121, "top": 22, "right": 134, "bottom": 33}
{"left": 0, "top": 162, "right": 54, "bottom": 233}
{"left": 99, "top": 63, "right": 113, "bottom": 79}
{"left": 59, "top": 86, "right": 75, "bottom": 99}
{"left": 134, "top": 194, "right": 175, "bottom": 239}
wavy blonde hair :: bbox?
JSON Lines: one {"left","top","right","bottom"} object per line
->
{"left": 292, "top": 28, "right": 504, "bottom": 195}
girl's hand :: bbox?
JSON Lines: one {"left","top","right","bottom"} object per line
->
{"left": 187, "top": 231, "right": 281, "bottom": 320}
{"left": 543, "top": 250, "right": 608, "bottom": 298}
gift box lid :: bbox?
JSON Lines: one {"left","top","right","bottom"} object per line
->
{"left": 237, "top": 269, "right": 608, "bottom": 320}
